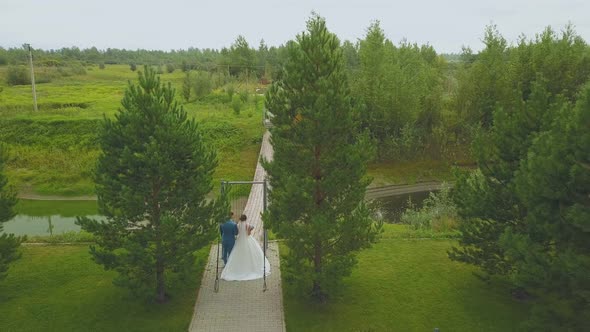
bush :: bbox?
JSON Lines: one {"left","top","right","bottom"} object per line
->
{"left": 6, "top": 65, "right": 29, "bottom": 85}
{"left": 0, "top": 119, "right": 100, "bottom": 149}
{"left": 226, "top": 84, "right": 235, "bottom": 102}
{"left": 26, "top": 230, "right": 95, "bottom": 243}
{"left": 166, "top": 63, "right": 175, "bottom": 73}
{"left": 193, "top": 71, "right": 212, "bottom": 100}
{"left": 199, "top": 120, "right": 244, "bottom": 151}
{"left": 239, "top": 90, "right": 249, "bottom": 103}
{"left": 129, "top": 63, "right": 137, "bottom": 71}
{"left": 182, "top": 72, "right": 191, "bottom": 101}
{"left": 231, "top": 94, "right": 242, "bottom": 115}
{"left": 400, "top": 184, "right": 458, "bottom": 232}
{"left": 57, "top": 63, "right": 86, "bottom": 76}
{"left": 181, "top": 60, "right": 190, "bottom": 72}
{"left": 211, "top": 71, "right": 229, "bottom": 89}
{"left": 99, "top": 62, "right": 105, "bottom": 69}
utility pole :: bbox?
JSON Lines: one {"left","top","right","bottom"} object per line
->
{"left": 26, "top": 44, "right": 38, "bottom": 111}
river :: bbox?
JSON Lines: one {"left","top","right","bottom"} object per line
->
{"left": 2, "top": 190, "right": 434, "bottom": 236}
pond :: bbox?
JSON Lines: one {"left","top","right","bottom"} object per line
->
{"left": 2, "top": 190, "right": 435, "bottom": 236}
{"left": 373, "top": 190, "right": 434, "bottom": 223}
{"left": 2, "top": 200, "right": 103, "bottom": 236}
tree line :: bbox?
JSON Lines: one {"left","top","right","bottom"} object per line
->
{"left": 450, "top": 24, "right": 590, "bottom": 330}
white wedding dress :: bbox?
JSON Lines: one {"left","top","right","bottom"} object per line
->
{"left": 221, "top": 221, "right": 271, "bottom": 281}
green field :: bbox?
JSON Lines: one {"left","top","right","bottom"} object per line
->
{"left": 0, "top": 64, "right": 464, "bottom": 197}
{"left": 282, "top": 224, "right": 529, "bottom": 331}
{"left": 0, "top": 244, "right": 209, "bottom": 331}
{"left": 0, "top": 225, "right": 529, "bottom": 331}
{"left": 0, "top": 64, "right": 265, "bottom": 196}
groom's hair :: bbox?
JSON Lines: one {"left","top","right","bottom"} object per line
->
{"left": 229, "top": 211, "right": 234, "bottom": 217}
{"left": 239, "top": 214, "right": 247, "bottom": 221}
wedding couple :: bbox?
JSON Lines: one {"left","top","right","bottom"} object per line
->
{"left": 219, "top": 212, "right": 271, "bottom": 281}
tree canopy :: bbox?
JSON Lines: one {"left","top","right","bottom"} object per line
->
{"left": 77, "top": 66, "right": 220, "bottom": 302}
{"left": 263, "top": 14, "right": 382, "bottom": 302}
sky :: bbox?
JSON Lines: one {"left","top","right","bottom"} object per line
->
{"left": 1, "top": 0, "right": 589, "bottom": 53}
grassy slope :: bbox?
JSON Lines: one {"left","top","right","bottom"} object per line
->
{"left": 368, "top": 159, "right": 455, "bottom": 187}
{"left": 0, "top": 64, "right": 264, "bottom": 196}
{"left": 0, "top": 244, "right": 209, "bottom": 331}
{"left": 282, "top": 224, "right": 529, "bottom": 332}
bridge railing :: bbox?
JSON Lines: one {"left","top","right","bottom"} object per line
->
{"left": 262, "top": 107, "right": 274, "bottom": 128}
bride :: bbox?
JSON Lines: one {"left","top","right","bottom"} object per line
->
{"left": 221, "top": 214, "right": 271, "bottom": 281}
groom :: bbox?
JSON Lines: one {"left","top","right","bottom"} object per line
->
{"left": 220, "top": 212, "right": 238, "bottom": 265}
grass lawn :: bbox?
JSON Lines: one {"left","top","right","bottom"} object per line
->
{"left": 282, "top": 224, "right": 529, "bottom": 331}
{"left": 0, "top": 244, "right": 209, "bottom": 331}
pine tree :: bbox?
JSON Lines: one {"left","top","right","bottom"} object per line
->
{"left": 182, "top": 71, "right": 191, "bottom": 101}
{"left": 500, "top": 83, "right": 590, "bottom": 330}
{"left": 77, "top": 66, "right": 219, "bottom": 302}
{"left": 449, "top": 82, "right": 562, "bottom": 276}
{"left": 263, "top": 14, "right": 382, "bottom": 302}
{"left": 454, "top": 25, "right": 516, "bottom": 127}
{"left": 0, "top": 144, "right": 23, "bottom": 281}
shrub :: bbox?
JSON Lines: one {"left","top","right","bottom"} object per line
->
{"left": 226, "top": 84, "right": 235, "bottom": 102}
{"left": 211, "top": 71, "right": 229, "bottom": 89}
{"left": 231, "top": 94, "right": 242, "bottom": 115}
{"left": 166, "top": 63, "right": 175, "bottom": 73}
{"left": 182, "top": 72, "right": 191, "bottom": 101}
{"left": 400, "top": 184, "right": 458, "bottom": 232}
{"left": 239, "top": 90, "right": 249, "bottom": 103}
{"left": 59, "top": 63, "right": 86, "bottom": 76}
{"left": 6, "top": 65, "right": 29, "bottom": 85}
{"left": 181, "top": 60, "right": 190, "bottom": 72}
{"left": 193, "top": 71, "right": 212, "bottom": 100}
{"left": 129, "top": 63, "right": 137, "bottom": 71}
{"left": 99, "top": 62, "right": 105, "bottom": 69}
{"left": 26, "top": 230, "right": 95, "bottom": 243}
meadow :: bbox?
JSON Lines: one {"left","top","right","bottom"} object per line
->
{"left": 0, "top": 63, "right": 461, "bottom": 197}
{"left": 0, "top": 64, "right": 265, "bottom": 196}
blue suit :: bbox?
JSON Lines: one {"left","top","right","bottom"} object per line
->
{"left": 220, "top": 220, "right": 238, "bottom": 264}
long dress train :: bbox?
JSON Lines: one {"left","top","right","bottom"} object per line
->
{"left": 221, "top": 221, "right": 271, "bottom": 281}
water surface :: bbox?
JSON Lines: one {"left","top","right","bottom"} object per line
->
{"left": 3, "top": 200, "right": 102, "bottom": 236}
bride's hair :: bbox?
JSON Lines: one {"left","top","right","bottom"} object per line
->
{"left": 239, "top": 214, "right": 247, "bottom": 221}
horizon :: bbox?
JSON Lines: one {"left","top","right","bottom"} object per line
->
{"left": 1, "top": 0, "right": 589, "bottom": 54}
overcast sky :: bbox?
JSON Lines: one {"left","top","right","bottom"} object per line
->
{"left": 1, "top": 0, "right": 588, "bottom": 53}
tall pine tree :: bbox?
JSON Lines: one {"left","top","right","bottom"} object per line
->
{"left": 501, "top": 83, "right": 590, "bottom": 330}
{"left": 449, "top": 25, "right": 590, "bottom": 278}
{"left": 0, "top": 144, "right": 22, "bottom": 281}
{"left": 449, "top": 82, "right": 561, "bottom": 276}
{"left": 263, "top": 14, "right": 382, "bottom": 302}
{"left": 77, "top": 66, "right": 219, "bottom": 302}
